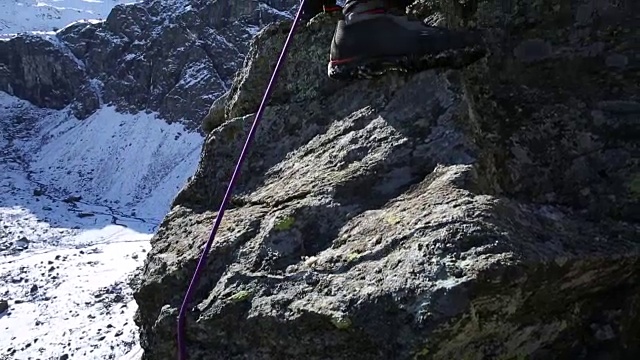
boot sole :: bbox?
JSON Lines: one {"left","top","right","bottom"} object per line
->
{"left": 327, "top": 45, "right": 487, "bottom": 80}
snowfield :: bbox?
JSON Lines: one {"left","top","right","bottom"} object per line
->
{"left": 0, "top": 90, "right": 203, "bottom": 359}
{"left": 0, "top": 0, "right": 137, "bottom": 36}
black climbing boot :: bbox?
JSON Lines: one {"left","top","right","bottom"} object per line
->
{"left": 301, "top": 0, "right": 343, "bottom": 22}
{"left": 328, "top": 0, "right": 487, "bottom": 80}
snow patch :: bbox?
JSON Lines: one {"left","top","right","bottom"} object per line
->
{"left": 0, "top": 90, "right": 203, "bottom": 359}
{"left": 0, "top": 227, "right": 150, "bottom": 359}
{"left": 2, "top": 94, "right": 203, "bottom": 221}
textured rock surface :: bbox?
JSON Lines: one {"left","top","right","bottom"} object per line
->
{"left": 0, "top": 34, "right": 95, "bottom": 119}
{"left": 0, "top": 0, "right": 298, "bottom": 128}
{"left": 135, "top": 1, "right": 640, "bottom": 359}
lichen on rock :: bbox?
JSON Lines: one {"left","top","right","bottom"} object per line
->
{"left": 134, "top": 1, "right": 640, "bottom": 359}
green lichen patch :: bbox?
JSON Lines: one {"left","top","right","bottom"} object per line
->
{"left": 346, "top": 252, "right": 361, "bottom": 263}
{"left": 628, "top": 174, "right": 640, "bottom": 200}
{"left": 228, "top": 290, "right": 253, "bottom": 303}
{"left": 274, "top": 215, "right": 295, "bottom": 231}
{"left": 331, "top": 315, "right": 352, "bottom": 330}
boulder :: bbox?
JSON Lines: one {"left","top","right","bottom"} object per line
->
{"left": 134, "top": 1, "right": 640, "bottom": 359}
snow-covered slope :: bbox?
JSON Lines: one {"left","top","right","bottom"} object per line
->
{"left": 1, "top": 0, "right": 299, "bottom": 129}
{"left": 0, "top": 90, "right": 203, "bottom": 359}
{"left": 25, "top": 104, "right": 202, "bottom": 221}
{"left": 0, "top": 0, "right": 136, "bottom": 35}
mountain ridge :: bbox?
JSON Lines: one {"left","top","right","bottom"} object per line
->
{"left": 0, "top": 0, "right": 300, "bottom": 129}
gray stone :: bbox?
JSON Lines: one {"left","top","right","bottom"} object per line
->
{"left": 514, "top": 39, "right": 552, "bottom": 63}
{"left": 134, "top": 1, "right": 640, "bottom": 360}
{"left": 70, "top": 81, "right": 101, "bottom": 119}
{"left": 605, "top": 54, "right": 628, "bottom": 69}
{"left": 0, "top": 35, "right": 87, "bottom": 110}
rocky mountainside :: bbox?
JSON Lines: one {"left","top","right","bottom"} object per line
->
{"left": 0, "top": 0, "right": 132, "bottom": 35}
{"left": 0, "top": 0, "right": 298, "bottom": 129}
{"left": 134, "top": 0, "right": 640, "bottom": 359}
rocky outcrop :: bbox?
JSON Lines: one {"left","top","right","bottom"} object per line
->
{"left": 0, "top": 34, "right": 97, "bottom": 119}
{"left": 0, "top": 0, "right": 298, "bottom": 128}
{"left": 134, "top": 1, "right": 639, "bottom": 359}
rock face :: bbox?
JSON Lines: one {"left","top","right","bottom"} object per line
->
{"left": 0, "top": 35, "right": 88, "bottom": 112}
{"left": 0, "top": 0, "right": 298, "bottom": 128}
{"left": 134, "top": 1, "right": 640, "bottom": 359}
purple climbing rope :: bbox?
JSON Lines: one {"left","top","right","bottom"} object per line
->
{"left": 176, "top": 1, "right": 308, "bottom": 359}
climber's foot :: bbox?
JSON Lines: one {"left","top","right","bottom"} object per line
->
{"left": 328, "top": 2, "right": 487, "bottom": 80}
